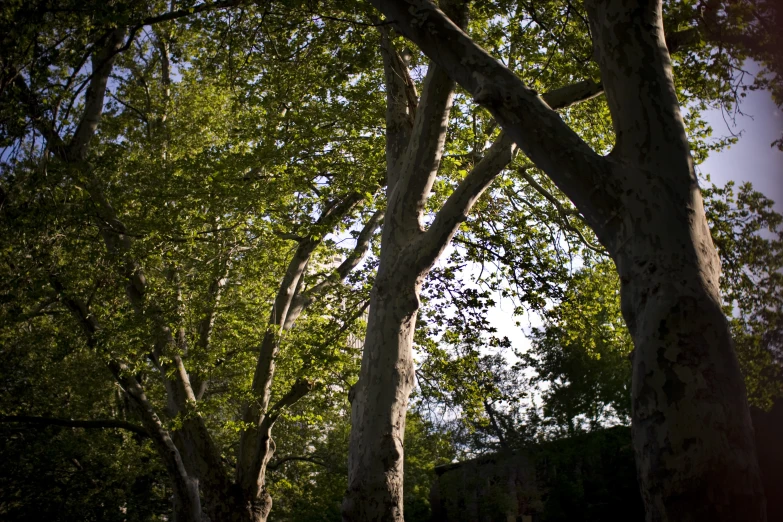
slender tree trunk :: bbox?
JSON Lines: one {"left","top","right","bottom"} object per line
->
{"left": 230, "top": 197, "right": 378, "bottom": 522}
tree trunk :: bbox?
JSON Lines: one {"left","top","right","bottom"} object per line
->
{"left": 171, "top": 479, "right": 202, "bottom": 522}
{"left": 619, "top": 236, "right": 765, "bottom": 521}
{"left": 343, "top": 7, "right": 518, "bottom": 518}
{"left": 586, "top": 1, "right": 767, "bottom": 519}
{"left": 200, "top": 481, "right": 271, "bottom": 522}
{"left": 343, "top": 263, "right": 420, "bottom": 522}
{"left": 343, "top": 36, "right": 459, "bottom": 518}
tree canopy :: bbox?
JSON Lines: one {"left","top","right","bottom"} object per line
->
{"left": 0, "top": 0, "right": 780, "bottom": 521}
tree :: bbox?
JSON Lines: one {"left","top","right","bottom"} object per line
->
{"left": 2, "top": 1, "right": 778, "bottom": 520}
{"left": 342, "top": 1, "right": 640, "bottom": 516}
{"left": 1, "top": 2, "right": 386, "bottom": 520}
{"left": 359, "top": 0, "right": 774, "bottom": 520}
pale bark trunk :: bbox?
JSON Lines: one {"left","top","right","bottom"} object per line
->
{"left": 366, "top": 0, "right": 767, "bottom": 520}
{"left": 344, "top": 6, "right": 522, "bottom": 519}
{"left": 344, "top": 36, "right": 460, "bottom": 516}
{"left": 344, "top": 9, "right": 602, "bottom": 522}
{"left": 343, "top": 266, "right": 420, "bottom": 522}
{"left": 343, "top": 134, "right": 515, "bottom": 522}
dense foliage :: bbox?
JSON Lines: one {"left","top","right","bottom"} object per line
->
{"left": 0, "top": 0, "right": 780, "bottom": 520}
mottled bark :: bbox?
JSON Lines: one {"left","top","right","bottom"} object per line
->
{"left": 378, "top": 25, "right": 418, "bottom": 182}
{"left": 344, "top": 25, "right": 455, "bottom": 522}
{"left": 344, "top": 132, "right": 516, "bottom": 522}
{"left": 344, "top": 7, "right": 608, "bottom": 521}
{"left": 367, "top": 0, "right": 766, "bottom": 520}
{"left": 367, "top": 0, "right": 620, "bottom": 242}
{"left": 587, "top": 1, "right": 766, "bottom": 519}
{"left": 344, "top": 268, "right": 420, "bottom": 522}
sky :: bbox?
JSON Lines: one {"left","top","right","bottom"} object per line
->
{"left": 699, "top": 85, "right": 783, "bottom": 209}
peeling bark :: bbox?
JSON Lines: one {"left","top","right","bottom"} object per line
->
{"left": 344, "top": 132, "right": 516, "bottom": 521}
{"left": 587, "top": 0, "right": 766, "bottom": 519}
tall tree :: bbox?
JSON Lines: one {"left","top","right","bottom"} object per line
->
{"left": 360, "top": 0, "right": 772, "bottom": 520}
{"left": 2, "top": 3, "right": 386, "bottom": 520}
{"left": 343, "top": 0, "right": 642, "bottom": 518}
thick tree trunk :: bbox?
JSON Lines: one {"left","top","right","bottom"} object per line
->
{"left": 343, "top": 7, "right": 521, "bottom": 518}
{"left": 199, "top": 480, "right": 271, "bottom": 522}
{"left": 343, "top": 265, "right": 420, "bottom": 522}
{"left": 586, "top": 1, "right": 767, "bottom": 519}
{"left": 619, "top": 241, "right": 765, "bottom": 521}
{"left": 343, "top": 44, "right": 459, "bottom": 519}
{"left": 342, "top": 133, "right": 515, "bottom": 521}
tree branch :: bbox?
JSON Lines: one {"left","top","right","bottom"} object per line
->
{"left": 541, "top": 79, "right": 604, "bottom": 109}
{"left": 389, "top": 60, "right": 457, "bottom": 240}
{"left": 265, "top": 379, "right": 317, "bottom": 424}
{"left": 413, "top": 132, "right": 517, "bottom": 272}
{"left": 386, "top": 1, "right": 468, "bottom": 242}
{"left": 106, "top": 359, "right": 201, "bottom": 519}
{"left": 333, "top": 209, "right": 384, "bottom": 281}
{"left": 370, "top": 0, "right": 622, "bottom": 244}
{"left": 237, "top": 190, "right": 370, "bottom": 494}
{"left": 49, "top": 279, "right": 200, "bottom": 517}
{"left": 241, "top": 378, "right": 317, "bottom": 495}
{"left": 536, "top": 28, "right": 699, "bottom": 111}
{"left": 82, "top": 178, "right": 201, "bottom": 415}
{"left": 69, "top": 28, "right": 126, "bottom": 161}
{"left": 377, "top": 24, "right": 417, "bottom": 180}
{"left": 140, "top": 0, "right": 247, "bottom": 27}
{"left": 12, "top": 75, "right": 68, "bottom": 157}
{"left": 193, "top": 254, "right": 232, "bottom": 400}
{"left": 285, "top": 209, "right": 383, "bottom": 328}
{"left": 0, "top": 415, "right": 148, "bottom": 437}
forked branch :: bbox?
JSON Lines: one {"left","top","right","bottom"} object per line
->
{"left": 414, "top": 132, "right": 517, "bottom": 272}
